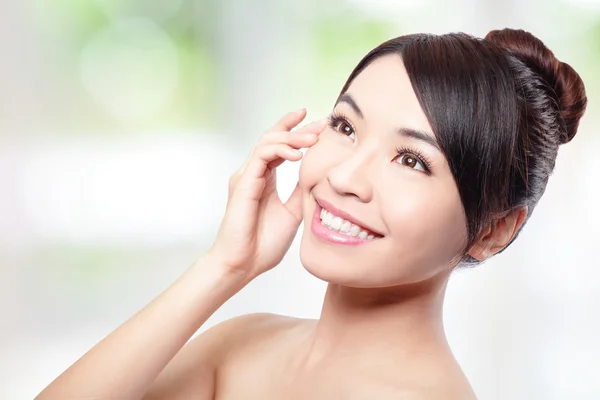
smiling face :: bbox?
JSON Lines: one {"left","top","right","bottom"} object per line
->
{"left": 298, "top": 55, "right": 469, "bottom": 288}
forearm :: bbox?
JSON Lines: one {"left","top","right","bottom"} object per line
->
{"left": 36, "top": 254, "right": 248, "bottom": 400}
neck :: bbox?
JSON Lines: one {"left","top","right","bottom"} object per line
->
{"left": 300, "top": 270, "right": 452, "bottom": 368}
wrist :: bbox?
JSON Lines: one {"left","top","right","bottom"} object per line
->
{"left": 190, "top": 251, "right": 253, "bottom": 293}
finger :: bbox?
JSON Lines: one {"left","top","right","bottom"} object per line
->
{"left": 291, "top": 117, "right": 329, "bottom": 134}
{"left": 267, "top": 152, "right": 300, "bottom": 170}
{"left": 238, "top": 130, "right": 311, "bottom": 180}
{"left": 234, "top": 145, "right": 302, "bottom": 202}
{"left": 268, "top": 109, "right": 307, "bottom": 132}
{"left": 284, "top": 182, "right": 303, "bottom": 222}
{"left": 264, "top": 142, "right": 308, "bottom": 170}
{"left": 248, "top": 144, "right": 302, "bottom": 179}
{"left": 260, "top": 131, "right": 319, "bottom": 147}
{"left": 233, "top": 112, "right": 311, "bottom": 186}
{"left": 261, "top": 118, "right": 329, "bottom": 144}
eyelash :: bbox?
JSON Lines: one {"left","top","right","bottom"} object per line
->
{"left": 328, "top": 111, "right": 354, "bottom": 135}
{"left": 328, "top": 110, "right": 433, "bottom": 174}
{"left": 394, "top": 146, "right": 433, "bottom": 174}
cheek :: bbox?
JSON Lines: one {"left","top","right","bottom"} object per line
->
{"left": 299, "top": 133, "right": 339, "bottom": 189}
{"left": 384, "top": 182, "right": 468, "bottom": 258}
{"left": 298, "top": 148, "right": 315, "bottom": 189}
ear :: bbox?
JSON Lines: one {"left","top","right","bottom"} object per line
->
{"left": 467, "top": 207, "right": 528, "bottom": 261}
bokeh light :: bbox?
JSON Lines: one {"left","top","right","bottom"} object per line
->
{"left": 80, "top": 18, "right": 179, "bottom": 120}
{"left": 2, "top": 1, "right": 599, "bottom": 399}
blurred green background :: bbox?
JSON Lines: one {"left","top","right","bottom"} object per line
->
{"left": 1, "top": 1, "right": 599, "bottom": 399}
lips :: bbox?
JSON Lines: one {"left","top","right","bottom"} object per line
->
{"left": 319, "top": 208, "right": 380, "bottom": 239}
{"left": 314, "top": 197, "right": 383, "bottom": 237}
{"left": 309, "top": 196, "right": 384, "bottom": 246}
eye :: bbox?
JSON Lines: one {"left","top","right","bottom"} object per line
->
{"left": 394, "top": 147, "right": 431, "bottom": 174}
{"left": 329, "top": 115, "right": 356, "bottom": 140}
{"left": 397, "top": 154, "right": 425, "bottom": 171}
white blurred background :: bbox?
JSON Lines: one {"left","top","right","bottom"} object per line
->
{"left": 1, "top": 0, "right": 599, "bottom": 399}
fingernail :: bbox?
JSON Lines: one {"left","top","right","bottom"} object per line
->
{"left": 296, "top": 108, "right": 306, "bottom": 114}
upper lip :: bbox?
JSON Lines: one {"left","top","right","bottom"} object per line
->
{"left": 315, "top": 197, "right": 383, "bottom": 236}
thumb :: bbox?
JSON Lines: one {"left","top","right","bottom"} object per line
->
{"left": 284, "top": 182, "right": 303, "bottom": 222}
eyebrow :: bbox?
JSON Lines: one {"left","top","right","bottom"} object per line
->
{"left": 337, "top": 93, "right": 363, "bottom": 118}
{"left": 397, "top": 128, "right": 441, "bottom": 151}
{"left": 336, "top": 93, "right": 440, "bottom": 151}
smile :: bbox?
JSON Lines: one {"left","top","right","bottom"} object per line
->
{"left": 320, "top": 208, "right": 378, "bottom": 240}
{"left": 311, "top": 199, "right": 383, "bottom": 245}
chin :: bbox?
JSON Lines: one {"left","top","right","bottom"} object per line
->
{"left": 297, "top": 203, "right": 384, "bottom": 287}
{"left": 298, "top": 230, "right": 400, "bottom": 288}
{"left": 299, "top": 232, "right": 451, "bottom": 290}
{"left": 299, "top": 240, "right": 347, "bottom": 284}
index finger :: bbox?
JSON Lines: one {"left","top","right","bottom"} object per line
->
{"left": 268, "top": 109, "right": 307, "bottom": 132}
{"left": 291, "top": 118, "right": 329, "bottom": 135}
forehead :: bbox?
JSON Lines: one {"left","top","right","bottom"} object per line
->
{"left": 343, "top": 55, "right": 432, "bottom": 133}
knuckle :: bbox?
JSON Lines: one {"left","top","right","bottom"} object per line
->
{"left": 259, "top": 131, "right": 279, "bottom": 144}
{"left": 253, "top": 146, "right": 265, "bottom": 158}
{"left": 256, "top": 144, "right": 275, "bottom": 157}
{"left": 246, "top": 147, "right": 261, "bottom": 161}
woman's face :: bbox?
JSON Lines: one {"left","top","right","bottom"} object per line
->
{"left": 298, "top": 55, "right": 468, "bottom": 288}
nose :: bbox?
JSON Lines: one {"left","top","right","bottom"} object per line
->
{"left": 326, "top": 149, "right": 374, "bottom": 203}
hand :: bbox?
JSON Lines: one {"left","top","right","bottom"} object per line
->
{"left": 209, "top": 109, "right": 327, "bottom": 280}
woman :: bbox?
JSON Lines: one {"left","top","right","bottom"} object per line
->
{"left": 37, "top": 28, "right": 587, "bottom": 399}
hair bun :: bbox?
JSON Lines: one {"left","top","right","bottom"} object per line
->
{"left": 485, "top": 28, "right": 587, "bottom": 144}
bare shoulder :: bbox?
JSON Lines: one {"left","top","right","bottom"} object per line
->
{"left": 396, "top": 387, "right": 478, "bottom": 400}
{"left": 387, "top": 369, "right": 478, "bottom": 400}
{"left": 217, "top": 312, "right": 303, "bottom": 336}
{"left": 369, "top": 351, "right": 478, "bottom": 400}
{"left": 144, "top": 313, "right": 304, "bottom": 399}
{"left": 211, "top": 313, "right": 310, "bottom": 363}
{"left": 209, "top": 313, "right": 304, "bottom": 352}
{"left": 183, "top": 312, "right": 304, "bottom": 366}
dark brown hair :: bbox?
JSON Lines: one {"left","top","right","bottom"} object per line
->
{"left": 338, "top": 29, "right": 587, "bottom": 263}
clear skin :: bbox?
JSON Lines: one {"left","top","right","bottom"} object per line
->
{"left": 36, "top": 55, "right": 526, "bottom": 400}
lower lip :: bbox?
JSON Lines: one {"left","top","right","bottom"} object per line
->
{"left": 311, "top": 203, "right": 378, "bottom": 245}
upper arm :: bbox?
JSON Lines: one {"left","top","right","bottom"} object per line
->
{"left": 142, "top": 313, "right": 278, "bottom": 400}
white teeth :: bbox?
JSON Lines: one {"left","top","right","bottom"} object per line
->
{"left": 340, "top": 221, "right": 352, "bottom": 234}
{"left": 330, "top": 217, "right": 342, "bottom": 231}
{"left": 318, "top": 208, "right": 379, "bottom": 240}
